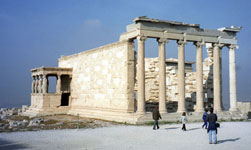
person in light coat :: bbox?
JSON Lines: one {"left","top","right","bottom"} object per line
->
{"left": 181, "top": 112, "right": 188, "bottom": 131}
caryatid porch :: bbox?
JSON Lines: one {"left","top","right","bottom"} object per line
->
{"left": 120, "top": 17, "right": 241, "bottom": 114}
{"left": 30, "top": 67, "right": 72, "bottom": 111}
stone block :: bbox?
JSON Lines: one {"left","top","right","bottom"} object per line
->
{"left": 10, "top": 108, "right": 18, "bottom": 115}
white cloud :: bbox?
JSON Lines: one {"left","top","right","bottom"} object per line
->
{"left": 83, "top": 19, "right": 101, "bottom": 28}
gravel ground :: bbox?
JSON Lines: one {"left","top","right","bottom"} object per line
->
{"left": 0, "top": 122, "right": 250, "bottom": 150}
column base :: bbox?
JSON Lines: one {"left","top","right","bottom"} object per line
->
{"left": 159, "top": 110, "right": 168, "bottom": 114}
{"left": 214, "top": 108, "right": 223, "bottom": 113}
{"left": 229, "top": 108, "right": 238, "bottom": 112}
{"left": 136, "top": 111, "right": 146, "bottom": 115}
{"left": 195, "top": 108, "right": 204, "bottom": 113}
{"left": 177, "top": 109, "right": 187, "bottom": 113}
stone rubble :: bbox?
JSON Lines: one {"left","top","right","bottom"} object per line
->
{"left": 0, "top": 106, "right": 30, "bottom": 131}
{"left": 0, "top": 105, "right": 28, "bottom": 117}
{"left": 28, "top": 118, "right": 44, "bottom": 127}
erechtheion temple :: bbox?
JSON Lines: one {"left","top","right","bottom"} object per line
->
{"left": 24, "top": 17, "right": 245, "bottom": 123}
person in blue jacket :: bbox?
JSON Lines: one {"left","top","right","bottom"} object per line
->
{"left": 202, "top": 108, "right": 208, "bottom": 129}
{"left": 207, "top": 107, "right": 218, "bottom": 144}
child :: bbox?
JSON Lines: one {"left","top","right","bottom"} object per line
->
{"left": 152, "top": 106, "right": 162, "bottom": 130}
{"left": 181, "top": 112, "right": 187, "bottom": 131}
{"left": 202, "top": 109, "right": 208, "bottom": 129}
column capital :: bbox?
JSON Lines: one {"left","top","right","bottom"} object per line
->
{"left": 157, "top": 38, "right": 168, "bottom": 44}
{"left": 177, "top": 40, "right": 187, "bottom": 46}
{"left": 194, "top": 41, "right": 205, "bottom": 48}
{"left": 137, "top": 36, "right": 147, "bottom": 42}
{"left": 228, "top": 44, "right": 238, "bottom": 50}
{"left": 213, "top": 43, "right": 224, "bottom": 48}
{"left": 126, "top": 38, "right": 134, "bottom": 43}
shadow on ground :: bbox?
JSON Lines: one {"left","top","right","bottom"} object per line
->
{"left": 164, "top": 127, "right": 200, "bottom": 131}
{"left": 165, "top": 127, "right": 179, "bottom": 130}
{"left": 187, "top": 127, "right": 200, "bottom": 131}
{"left": 0, "top": 138, "right": 31, "bottom": 150}
{"left": 218, "top": 138, "right": 240, "bottom": 144}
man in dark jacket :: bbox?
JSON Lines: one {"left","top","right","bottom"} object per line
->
{"left": 207, "top": 107, "right": 218, "bottom": 144}
{"left": 202, "top": 109, "right": 208, "bottom": 129}
{"left": 152, "top": 106, "right": 162, "bottom": 130}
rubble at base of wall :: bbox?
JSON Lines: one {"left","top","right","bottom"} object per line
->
{"left": 237, "top": 101, "right": 251, "bottom": 119}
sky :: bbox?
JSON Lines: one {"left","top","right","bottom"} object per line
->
{"left": 0, "top": 0, "right": 251, "bottom": 108}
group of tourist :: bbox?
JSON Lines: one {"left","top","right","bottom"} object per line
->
{"left": 152, "top": 106, "right": 218, "bottom": 144}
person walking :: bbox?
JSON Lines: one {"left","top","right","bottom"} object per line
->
{"left": 202, "top": 109, "right": 208, "bottom": 129}
{"left": 207, "top": 107, "right": 218, "bottom": 144}
{"left": 181, "top": 112, "right": 187, "bottom": 131}
{"left": 152, "top": 106, "right": 162, "bottom": 130}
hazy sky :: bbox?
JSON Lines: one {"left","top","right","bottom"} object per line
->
{"left": 1, "top": 0, "right": 251, "bottom": 108}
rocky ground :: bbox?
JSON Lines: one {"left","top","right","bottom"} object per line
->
{"left": 0, "top": 107, "right": 118, "bottom": 132}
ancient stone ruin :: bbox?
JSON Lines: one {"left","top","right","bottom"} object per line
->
{"left": 23, "top": 17, "right": 245, "bottom": 123}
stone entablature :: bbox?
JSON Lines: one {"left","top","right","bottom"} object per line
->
{"left": 31, "top": 67, "right": 73, "bottom": 76}
{"left": 120, "top": 16, "right": 241, "bottom": 45}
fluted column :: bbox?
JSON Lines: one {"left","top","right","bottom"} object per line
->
{"left": 177, "top": 40, "right": 186, "bottom": 113}
{"left": 42, "top": 75, "right": 48, "bottom": 93}
{"left": 195, "top": 41, "right": 204, "bottom": 112}
{"left": 56, "top": 74, "right": 61, "bottom": 93}
{"left": 229, "top": 45, "right": 238, "bottom": 111}
{"left": 158, "top": 38, "right": 168, "bottom": 114}
{"left": 136, "top": 36, "right": 147, "bottom": 114}
{"left": 213, "top": 43, "right": 223, "bottom": 112}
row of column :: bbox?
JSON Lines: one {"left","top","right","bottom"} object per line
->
{"left": 136, "top": 36, "right": 238, "bottom": 114}
{"left": 31, "top": 74, "right": 61, "bottom": 94}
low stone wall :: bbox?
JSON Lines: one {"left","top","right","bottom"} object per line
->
{"left": 237, "top": 102, "right": 251, "bottom": 115}
{"left": 30, "top": 93, "right": 61, "bottom": 108}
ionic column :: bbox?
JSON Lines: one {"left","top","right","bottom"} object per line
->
{"left": 42, "top": 75, "right": 48, "bottom": 93}
{"left": 177, "top": 40, "right": 186, "bottom": 113}
{"left": 194, "top": 41, "right": 204, "bottom": 112}
{"left": 56, "top": 74, "right": 61, "bottom": 93}
{"left": 229, "top": 45, "right": 238, "bottom": 111}
{"left": 32, "top": 76, "right": 35, "bottom": 93}
{"left": 213, "top": 43, "right": 223, "bottom": 112}
{"left": 137, "top": 36, "right": 147, "bottom": 114}
{"left": 158, "top": 38, "right": 168, "bottom": 114}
